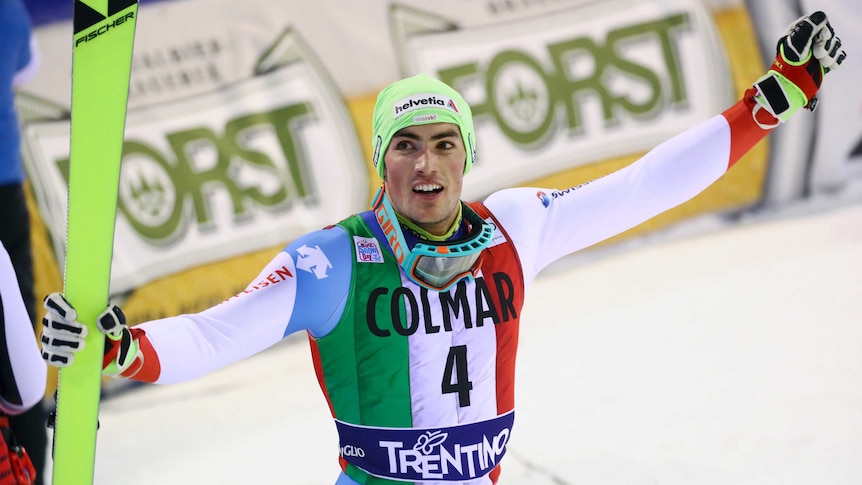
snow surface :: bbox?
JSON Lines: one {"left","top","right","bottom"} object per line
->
{"left": 45, "top": 201, "right": 862, "bottom": 484}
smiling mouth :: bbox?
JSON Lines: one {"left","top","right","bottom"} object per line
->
{"left": 413, "top": 184, "right": 443, "bottom": 195}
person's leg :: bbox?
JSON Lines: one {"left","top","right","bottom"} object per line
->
{"left": 8, "top": 404, "right": 47, "bottom": 485}
{"left": 0, "top": 183, "right": 47, "bottom": 485}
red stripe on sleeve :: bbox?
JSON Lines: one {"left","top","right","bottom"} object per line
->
{"left": 721, "top": 88, "right": 776, "bottom": 170}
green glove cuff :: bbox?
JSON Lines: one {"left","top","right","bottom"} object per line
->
{"left": 752, "top": 70, "right": 809, "bottom": 123}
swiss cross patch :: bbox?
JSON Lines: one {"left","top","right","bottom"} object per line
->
{"left": 353, "top": 236, "right": 384, "bottom": 263}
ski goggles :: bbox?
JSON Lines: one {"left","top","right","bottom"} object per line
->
{"left": 372, "top": 187, "right": 494, "bottom": 292}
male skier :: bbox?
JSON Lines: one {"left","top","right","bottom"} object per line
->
{"left": 41, "top": 11, "right": 845, "bottom": 485}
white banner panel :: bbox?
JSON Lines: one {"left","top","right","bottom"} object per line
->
{"left": 22, "top": 24, "right": 366, "bottom": 293}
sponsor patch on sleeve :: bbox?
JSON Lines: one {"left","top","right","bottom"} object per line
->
{"left": 484, "top": 218, "right": 507, "bottom": 248}
{"left": 353, "top": 236, "right": 385, "bottom": 263}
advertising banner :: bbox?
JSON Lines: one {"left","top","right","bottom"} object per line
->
{"left": 18, "top": 0, "right": 769, "bottom": 329}
{"left": 391, "top": 0, "right": 735, "bottom": 199}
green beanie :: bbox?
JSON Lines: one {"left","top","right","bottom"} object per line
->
{"left": 371, "top": 74, "right": 476, "bottom": 179}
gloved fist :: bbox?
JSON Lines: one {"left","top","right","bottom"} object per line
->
{"left": 40, "top": 292, "right": 140, "bottom": 377}
{"left": 40, "top": 292, "right": 86, "bottom": 367}
{"left": 753, "top": 11, "right": 847, "bottom": 123}
{"left": 98, "top": 304, "right": 141, "bottom": 378}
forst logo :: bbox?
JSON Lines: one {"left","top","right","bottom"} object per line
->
{"left": 435, "top": 13, "right": 692, "bottom": 147}
{"left": 54, "top": 103, "right": 316, "bottom": 243}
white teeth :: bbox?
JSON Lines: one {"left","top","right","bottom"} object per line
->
{"left": 414, "top": 184, "right": 442, "bottom": 193}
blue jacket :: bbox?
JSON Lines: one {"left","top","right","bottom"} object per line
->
{"left": 0, "top": 0, "right": 33, "bottom": 186}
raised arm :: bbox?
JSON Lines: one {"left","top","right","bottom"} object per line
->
{"left": 486, "top": 11, "right": 845, "bottom": 280}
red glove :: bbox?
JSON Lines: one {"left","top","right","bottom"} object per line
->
{"left": 752, "top": 11, "right": 846, "bottom": 124}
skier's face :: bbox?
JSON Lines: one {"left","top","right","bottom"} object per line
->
{"left": 383, "top": 122, "right": 466, "bottom": 237}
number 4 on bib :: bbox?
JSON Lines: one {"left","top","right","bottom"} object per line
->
{"left": 442, "top": 345, "right": 473, "bottom": 407}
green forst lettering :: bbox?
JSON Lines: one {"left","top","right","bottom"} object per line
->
{"left": 437, "top": 12, "right": 692, "bottom": 146}
{"left": 58, "top": 102, "right": 318, "bottom": 244}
